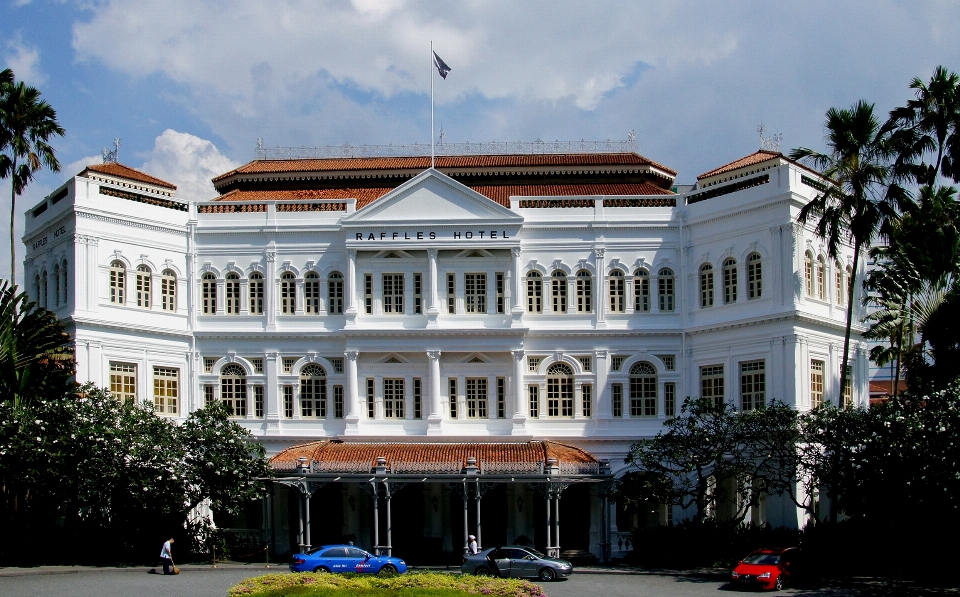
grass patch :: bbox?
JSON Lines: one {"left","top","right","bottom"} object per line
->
{"left": 228, "top": 572, "right": 547, "bottom": 597}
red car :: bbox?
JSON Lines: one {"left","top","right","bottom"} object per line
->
{"left": 730, "top": 547, "right": 800, "bottom": 591}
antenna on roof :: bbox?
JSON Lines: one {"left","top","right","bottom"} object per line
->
{"left": 757, "top": 124, "right": 782, "bottom": 153}
{"left": 438, "top": 125, "right": 445, "bottom": 146}
{"left": 101, "top": 138, "right": 120, "bottom": 163}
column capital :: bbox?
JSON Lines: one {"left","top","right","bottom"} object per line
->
{"left": 511, "top": 349, "right": 525, "bottom": 360}
{"left": 266, "top": 251, "right": 276, "bottom": 262}
{"left": 595, "top": 247, "right": 605, "bottom": 259}
{"left": 344, "top": 350, "right": 360, "bottom": 360}
{"left": 595, "top": 349, "right": 608, "bottom": 359}
{"left": 427, "top": 350, "right": 442, "bottom": 361}
{"left": 511, "top": 247, "right": 522, "bottom": 258}
{"left": 427, "top": 248, "right": 438, "bottom": 259}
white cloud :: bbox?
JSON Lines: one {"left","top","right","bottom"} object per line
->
{"left": 5, "top": 32, "right": 46, "bottom": 85}
{"left": 139, "top": 130, "right": 240, "bottom": 202}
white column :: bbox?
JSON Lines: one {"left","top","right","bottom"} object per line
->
{"left": 510, "top": 248, "right": 523, "bottom": 326}
{"left": 427, "top": 248, "right": 439, "bottom": 313}
{"left": 595, "top": 248, "right": 606, "bottom": 326}
{"left": 265, "top": 250, "right": 277, "bottom": 329}
{"left": 344, "top": 350, "right": 360, "bottom": 434}
{"left": 511, "top": 349, "right": 526, "bottom": 433}
{"left": 427, "top": 350, "right": 443, "bottom": 434}
{"left": 595, "top": 350, "right": 611, "bottom": 418}
{"left": 345, "top": 250, "right": 357, "bottom": 326}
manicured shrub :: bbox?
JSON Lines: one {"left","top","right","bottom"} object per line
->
{"left": 228, "top": 572, "right": 547, "bottom": 597}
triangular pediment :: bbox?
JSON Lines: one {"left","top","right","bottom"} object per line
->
{"left": 342, "top": 169, "right": 522, "bottom": 225}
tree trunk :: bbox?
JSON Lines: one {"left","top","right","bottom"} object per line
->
{"left": 838, "top": 239, "right": 861, "bottom": 408}
{"left": 9, "top": 155, "right": 17, "bottom": 284}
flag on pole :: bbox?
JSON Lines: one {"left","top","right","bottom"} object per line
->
{"left": 433, "top": 51, "right": 451, "bottom": 79}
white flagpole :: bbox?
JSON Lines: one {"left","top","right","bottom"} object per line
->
{"left": 431, "top": 40, "right": 435, "bottom": 169}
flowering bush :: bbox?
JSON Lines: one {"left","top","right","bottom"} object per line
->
{"left": 228, "top": 572, "right": 547, "bottom": 597}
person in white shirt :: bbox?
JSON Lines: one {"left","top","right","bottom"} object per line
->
{"left": 160, "top": 538, "right": 175, "bottom": 575}
{"left": 467, "top": 535, "right": 478, "bottom": 555}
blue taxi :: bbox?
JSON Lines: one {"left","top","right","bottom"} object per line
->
{"left": 290, "top": 544, "right": 407, "bottom": 575}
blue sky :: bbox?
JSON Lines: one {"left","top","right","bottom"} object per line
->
{"left": 3, "top": 0, "right": 960, "bottom": 283}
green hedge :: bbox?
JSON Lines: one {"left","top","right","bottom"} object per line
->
{"left": 228, "top": 572, "right": 547, "bottom": 597}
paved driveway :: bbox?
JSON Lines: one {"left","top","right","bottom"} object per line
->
{"left": 1, "top": 566, "right": 957, "bottom": 597}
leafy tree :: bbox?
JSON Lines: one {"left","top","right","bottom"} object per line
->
{"left": 0, "top": 71, "right": 65, "bottom": 281}
{"left": 0, "top": 280, "right": 73, "bottom": 410}
{"left": 790, "top": 101, "right": 910, "bottom": 408}
{"left": 624, "top": 398, "right": 800, "bottom": 526}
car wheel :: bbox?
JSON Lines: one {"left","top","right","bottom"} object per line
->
{"left": 474, "top": 566, "right": 492, "bottom": 576}
{"left": 378, "top": 564, "right": 397, "bottom": 577}
{"left": 313, "top": 566, "right": 330, "bottom": 574}
{"left": 538, "top": 567, "right": 557, "bottom": 582}
{"left": 774, "top": 575, "right": 783, "bottom": 591}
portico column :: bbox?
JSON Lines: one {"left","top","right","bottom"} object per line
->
{"left": 265, "top": 250, "right": 277, "bottom": 330}
{"left": 305, "top": 492, "right": 312, "bottom": 549}
{"left": 371, "top": 481, "right": 380, "bottom": 555}
{"left": 385, "top": 483, "right": 393, "bottom": 556}
{"left": 595, "top": 248, "right": 606, "bottom": 327}
{"left": 511, "top": 349, "right": 526, "bottom": 433}
{"left": 427, "top": 350, "right": 443, "bottom": 434}
{"left": 545, "top": 486, "right": 552, "bottom": 557}
{"left": 345, "top": 250, "right": 357, "bottom": 326}
{"left": 475, "top": 479, "right": 482, "bottom": 549}
{"left": 427, "top": 248, "right": 439, "bottom": 313}
{"left": 554, "top": 491, "right": 561, "bottom": 557}
{"left": 344, "top": 350, "right": 360, "bottom": 434}
{"left": 510, "top": 247, "right": 523, "bottom": 327}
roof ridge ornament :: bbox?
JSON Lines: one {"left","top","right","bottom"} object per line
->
{"left": 102, "top": 138, "right": 120, "bottom": 163}
{"left": 757, "top": 123, "right": 782, "bottom": 153}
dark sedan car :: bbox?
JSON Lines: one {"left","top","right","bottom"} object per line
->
{"left": 290, "top": 544, "right": 407, "bottom": 575}
{"left": 461, "top": 546, "right": 573, "bottom": 581}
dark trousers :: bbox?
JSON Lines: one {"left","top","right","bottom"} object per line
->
{"left": 161, "top": 556, "right": 173, "bottom": 575}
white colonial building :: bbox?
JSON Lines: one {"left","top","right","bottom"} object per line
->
{"left": 22, "top": 144, "right": 867, "bottom": 563}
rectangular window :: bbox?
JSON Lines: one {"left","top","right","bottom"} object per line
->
{"left": 659, "top": 275, "right": 675, "bottom": 312}
{"left": 527, "top": 357, "right": 542, "bottom": 372}
{"left": 161, "top": 274, "right": 176, "bottom": 311}
{"left": 414, "top": 273, "right": 422, "bottom": 314}
{"left": 466, "top": 378, "right": 488, "bottom": 418}
{"left": 612, "top": 384, "right": 623, "bottom": 417}
{"left": 333, "top": 385, "right": 344, "bottom": 418}
{"left": 282, "top": 357, "right": 297, "bottom": 374}
{"left": 528, "top": 385, "right": 540, "bottom": 418}
{"left": 225, "top": 278, "right": 240, "bottom": 314}
{"left": 609, "top": 274, "right": 625, "bottom": 312}
{"left": 283, "top": 385, "right": 294, "bottom": 418}
{"left": 248, "top": 358, "right": 264, "bottom": 373}
{"left": 843, "top": 365, "right": 852, "bottom": 407}
{"left": 366, "top": 378, "right": 376, "bottom": 418}
{"left": 383, "top": 378, "right": 405, "bottom": 418}
{"left": 328, "top": 274, "right": 343, "bottom": 314}
{"left": 249, "top": 276, "right": 264, "bottom": 314}
{"left": 664, "top": 382, "right": 676, "bottom": 417}
{"left": 496, "top": 272, "right": 505, "bottom": 314}
{"left": 153, "top": 366, "right": 178, "bottom": 415}
{"left": 110, "top": 362, "right": 137, "bottom": 403}
{"left": 577, "top": 356, "right": 592, "bottom": 372}
{"left": 576, "top": 272, "right": 592, "bottom": 312}
{"left": 611, "top": 356, "right": 625, "bottom": 372}
{"left": 204, "top": 384, "right": 215, "bottom": 407}
{"left": 328, "top": 357, "right": 344, "bottom": 374}
{"left": 582, "top": 383, "right": 592, "bottom": 417}
{"left": 630, "top": 373, "right": 657, "bottom": 417}
{"left": 300, "top": 375, "right": 326, "bottom": 418}
{"left": 203, "top": 357, "right": 218, "bottom": 373}
{"left": 305, "top": 276, "right": 320, "bottom": 314}
{"left": 547, "top": 375, "right": 574, "bottom": 417}
{"left": 740, "top": 360, "right": 766, "bottom": 411}
{"left": 527, "top": 275, "right": 542, "bottom": 313}
{"left": 447, "top": 273, "right": 456, "bottom": 314}
{"left": 811, "top": 360, "right": 824, "bottom": 408}
{"left": 748, "top": 256, "right": 763, "bottom": 300}
{"left": 701, "top": 365, "right": 725, "bottom": 408}
{"left": 364, "top": 273, "right": 373, "bottom": 314}
{"left": 280, "top": 276, "right": 296, "bottom": 314}
{"left": 202, "top": 277, "right": 216, "bottom": 314}
{"left": 254, "top": 385, "right": 264, "bottom": 418}
{"left": 382, "top": 273, "right": 404, "bottom": 313}
{"left": 136, "top": 269, "right": 151, "bottom": 308}
{"left": 657, "top": 355, "right": 676, "bottom": 371}
{"left": 413, "top": 378, "right": 422, "bottom": 419}
{"left": 449, "top": 378, "right": 458, "bottom": 418}
{"left": 552, "top": 274, "right": 567, "bottom": 313}
{"left": 465, "top": 273, "right": 486, "bottom": 313}
{"left": 496, "top": 377, "right": 505, "bottom": 418}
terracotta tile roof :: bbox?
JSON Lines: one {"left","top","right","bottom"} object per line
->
{"left": 81, "top": 162, "right": 177, "bottom": 189}
{"left": 212, "top": 182, "right": 673, "bottom": 209}
{"left": 869, "top": 379, "right": 908, "bottom": 396}
{"left": 270, "top": 440, "right": 598, "bottom": 472}
{"left": 213, "top": 153, "right": 676, "bottom": 183}
{"left": 697, "top": 150, "right": 783, "bottom": 180}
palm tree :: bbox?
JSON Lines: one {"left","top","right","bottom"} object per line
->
{"left": 884, "top": 66, "right": 960, "bottom": 186}
{"left": 0, "top": 72, "right": 65, "bottom": 282}
{"left": 790, "top": 101, "right": 911, "bottom": 408}
{"left": 0, "top": 281, "right": 74, "bottom": 410}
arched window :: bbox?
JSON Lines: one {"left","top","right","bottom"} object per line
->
{"left": 60, "top": 259, "right": 70, "bottom": 305}
{"left": 41, "top": 270, "right": 48, "bottom": 309}
{"left": 110, "top": 261, "right": 125, "bottom": 304}
{"left": 658, "top": 268, "right": 675, "bottom": 312}
{"left": 527, "top": 271, "right": 542, "bottom": 313}
{"left": 33, "top": 274, "right": 40, "bottom": 303}
{"left": 546, "top": 362, "right": 574, "bottom": 417}
{"left": 136, "top": 265, "right": 151, "bottom": 308}
{"left": 609, "top": 270, "right": 625, "bottom": 312}
{"left": 249, "top": 272, "right": 264, "bottom": 314}
{"left": 699, "top": 263, "right": 714, "bottom": 308}
{"left": 220, "top": 363, "right": 247, "bottom": 417}
{"left": 804, "top": 251, "right": 814, "bottom": 297}
{"left": 225, "top": 272, "right": 240, "bottom": 314}
{"left": 201, "top": 273, "right": 217, "bottom": 314}
{"left": 161, "top": 269, "right": 177, "bottom": 311}
{"left": 280, "top": 272, "right": 296, "bottom": 314}
{"left": 630, "top": 362, "right": 658, "bottom": 416}
{"left": 328, "top": 272, "right": 344, "bottom": 314}
{"left": 551, "top": 270, "right": 567, "bottom": 313}
{"left": 835, "top": 260, "right": 845, "bottom": 306}
{"left": 299, "top": 364, "right": 327, "bottom": 418}
{"left": 747, "top": 253, "right": 762, "bottom": 299}
{"left": 576, "top": 270, "right": 592, "bottom": 312}
{"left": 723, "top": 258, "right": 737, "bottom": 304}
{"left": 53, "top": 263, "right": 60, "bottom": 306}
{"left": 634, "top": 269, "right": 650, "bottom": 312}
{"left": 305, "top": 272, "right": 321, "bottom": 314}
{"left": 817, "top": 255, "right": 826, "bottom": 299}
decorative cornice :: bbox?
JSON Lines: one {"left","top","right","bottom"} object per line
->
{"left": 76, "top": 210, "right": 187, "bottom": 236}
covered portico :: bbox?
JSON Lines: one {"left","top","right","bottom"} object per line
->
{"left": 266, "top": 440, "right": 613, "bottom": 562}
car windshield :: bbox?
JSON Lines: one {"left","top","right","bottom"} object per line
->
{"left": 742, "top": 553, "right": 781, "bottom": 565}
{"left": 524, "top": 548, "right": 545, "bottom": 559}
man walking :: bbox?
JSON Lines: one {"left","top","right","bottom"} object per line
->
{"left": 160, "top": 538, "right": 175, "bottom": 575}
